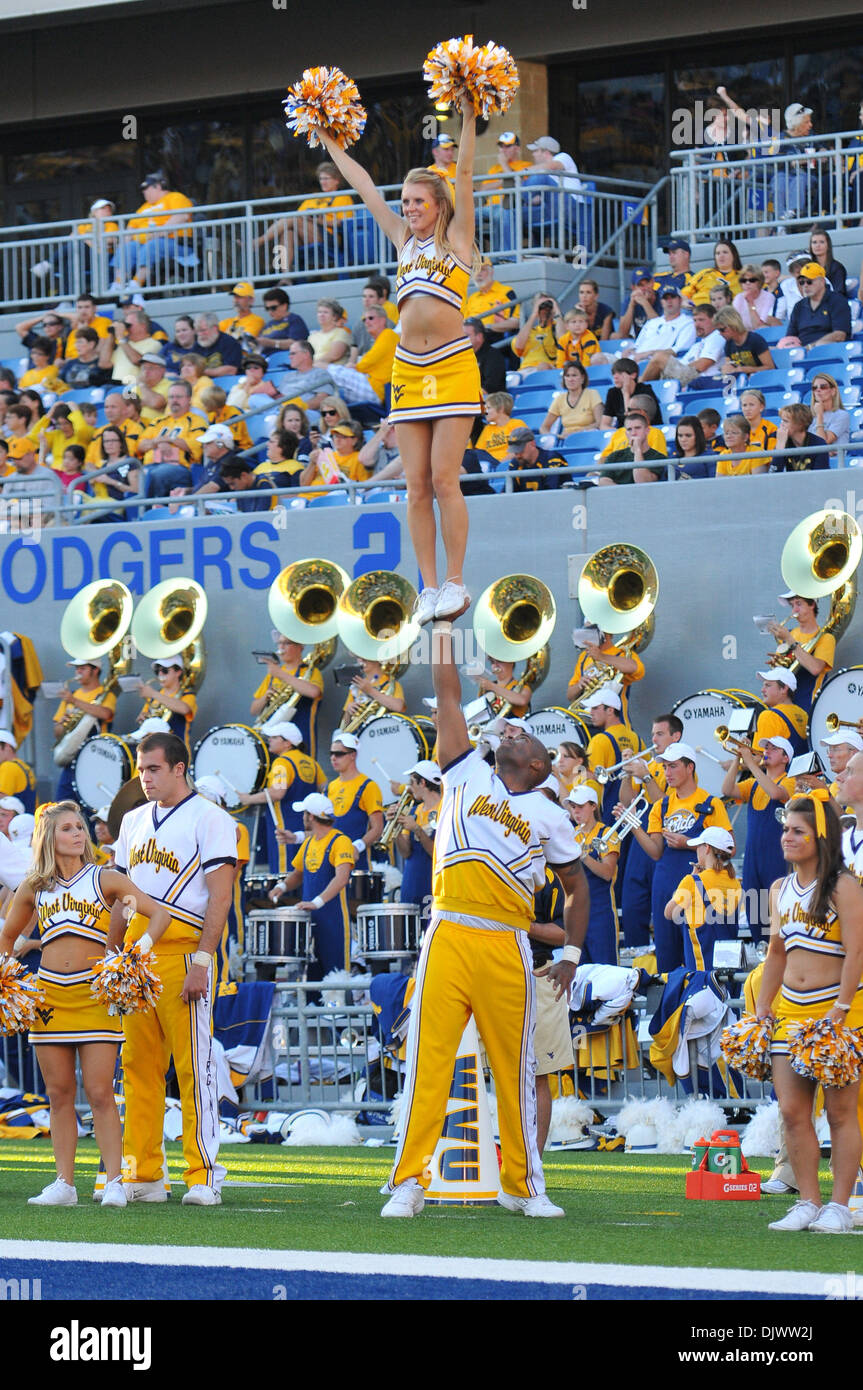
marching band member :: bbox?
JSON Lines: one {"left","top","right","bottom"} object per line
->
{"left": 271, "top": 792, "right": 355, "bottom": 982}
{"left": 765, "top": 591, "right": 834, "bottom": 717}
{"left": 473, "top": 656, "right": 533, "bottom": 717}
{"left": 528, "top": 863, "right": 574, "bottom": 1154}
{"left": 666, "top": 827, "right": 741, "bottom": 972}
{"left": 392, "top": 760, "right": 441, "bottom": 925}
{"left": 326, "top": 732, "right": 384, "bottom": 873}
{"left": 236, "top": 720, "right": 325, "bottom": 877}
{"left": 318, "top": 95, "right": 480, "bottom": 625}
{"left": 567, "top": 631, "right": 644, "bottom": 728}
{"left": 754, "top": 668, "right": 809, "bottom": 756}
{"left": 0, "top": 726, "right": 36, "bottom": 813}
{"left": 91, "top": 805, "right": 115, "bottom": 865}
{"left": 802, "top": 729, "right": 863, "bottom": 812}
{"left": 618, "top": 713, "right": 682, "bottom": 949}
{"left": 195, "top": 774, "right": 250, "bottom": 990}
{"left": 721, "top": 735, "right": 795, "bottom": 943}
{"left": 553, "top": 741, "right": 599, "bottom": 802}
{"left": 52, "top": 657, "right": 116, "bottom": 803}
{"left": 566, "top": 785, "right": 621, "bottom": 965}
{"left": 112, "top": 731, "right": 237, "bottom": 1207}
{"left": 249, "top": 632, "right": 324, "bottom": 760}
{"left": 135, "top": 656, "right": 196, "bottom": 753}
{"left": 0, "top": 800, "right": 170, "bottom": 1208}
{"left": 757, "top": 797, "right": 863, "bottom": 1234}
{"left": 382, "top": 619, "right": 588, "bottom": 1219}
{"left": 627, "top": 741, "right": 732, "bottom": 973}
{"left": 582, "top": 686, "right": 640, "bottom": 825}
{"left": 340, "top": 654, "right": 405, "bottom": 729}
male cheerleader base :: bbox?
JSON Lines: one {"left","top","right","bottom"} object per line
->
{"left": 384, "top": 623, "right": 588, "bottom": 1218}
{"left": 114, "top": 783, "right": 237, "bottom": 1197}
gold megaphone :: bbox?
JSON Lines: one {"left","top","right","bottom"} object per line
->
{"left": 577, "top": 543, "right": 659, "bottom": 637}
{"left": 336, "top": 569, "right": 419, "bottom": 666}
{"left": 130, "top": 577, "right": 208, "bottom": 692}
{"left": 60, "top": 579, "right": 134, "bottom": 663}
{"left": 472, "top": 574, "right": 556, "bottom": 665}
{"left": 268, "top": 558, "right": 350, "bottom": 646}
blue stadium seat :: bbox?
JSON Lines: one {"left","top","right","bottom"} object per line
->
{"left": 265, "top": 351, "right": 293, "bottom": 369}
{"left": 510, "top": 389, "right": 554, "bottom": 410}
{"left": 0, "top": 356, "right": 27, "bottom": 375}
{"left": 802, "top": 344, "right": 848, "bottom": 367}
{"left": 307, "top": 490, "right": 350, "bottom": 508}
{"left": 62, "top": 387, "right": 107, "bottom": 405}
{"left": 559, "top": 429, "right": 612, "bottom": 453}
{"left": 769, "top": 348, "right": 796, "bottom": 370}
{"left": 511, "top": 370, "right": 561, "bottom": 392}
{"left": 246, "top": 411, "right": 278, "bottom": 444}
{"left": 361, "top": 488, "right": 405, "bottom": 505}
{"left": 735, "top": 370, "right": 790, "bottom": 391}
{"left": 756, "top": 326, "right": 783, "bottom": 344}
{"left": 342, "top": 209, "right": 378, "bottom": 266}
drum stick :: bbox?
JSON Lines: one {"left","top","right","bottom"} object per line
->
{"left": 372, "top": 758, "right": 397, "bottom": 781}
{"left": 97, "top": 782, "right": 114, "bottom": 798}
{"left": 263, "top": 787, "right": 279, "bottom": 826}
{"left": 694, "top": 745, "right": 725, "bottom": 767}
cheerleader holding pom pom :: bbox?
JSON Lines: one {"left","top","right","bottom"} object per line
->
{"left": 0, "top": 801, "right": 171, "bottom": 1208}
{"left": 284, "top": 45, "right": 516, "bottom": 623}
{"left": 754, "top": 796, "right": 863, "bottom": 1233}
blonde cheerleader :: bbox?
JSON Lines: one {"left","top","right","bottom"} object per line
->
{"left": 0, "top": 802, "right": 169, "bottom": 1208}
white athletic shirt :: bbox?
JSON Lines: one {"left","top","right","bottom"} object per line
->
{"left": 842, "top": 823, "right": 863, "bottom": 888}
{"left": 775, "top": 871, "right": 842, "bottom": 959}
{"left": 115, "top": 791, "right": 237, "bottom": 953}
{"left": 35, "top": 862, "right": 110, "bottom": 947}
{"left": 432, "top": 747, "right": 580, "bottom": 930}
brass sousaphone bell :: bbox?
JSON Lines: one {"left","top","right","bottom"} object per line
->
{"left": 570, "top": 544, "right": 658, "bottom": 714}
{"left": 773, "top": 509, "right": 862, "bottom": 671}
{"left": 336, "top": 569, "right": 420, "bottom": 668}
{"left": 130, "top": 577, "right": 208, "bottom": 691}
{"left": 54, "top": 579, "right": 135, "bottom": 766}
{"left": 267, "top": 557, "right": 350, "bottom": 650}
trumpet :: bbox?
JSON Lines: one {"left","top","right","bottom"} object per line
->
{"left": 826, "top": 712, "right": 863, "bottom": 735}
{"left": 595, "top": 743, "right": 656, "bottom": 785}
{"left": 597, "top": 791, "right": 649, "bottom": 849}
{"left": 379, "top": 787, "right": 416, "bottom": 850}
{"left": 714, "top": 724, "right": 754, "bottom": 755}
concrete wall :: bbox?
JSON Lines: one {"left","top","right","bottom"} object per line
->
{"left": 1, "top": 0, "right": 861, "bottom": 126}
{"left": 3, "top": 471, "right": 860, "bottom": 796}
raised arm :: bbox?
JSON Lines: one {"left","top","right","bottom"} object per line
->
{"left": 450, "top": 96, "right": 477, "bottom": 259}
{"left": 316, "top": 132, "right": 404, "bottom": 248}
{"left": 431, "top": 622, "right": 471, "bottom": 768}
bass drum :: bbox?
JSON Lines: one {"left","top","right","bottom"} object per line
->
{"left": 356, "top": 714, "right": 428, "bottom": 804}
{"left": 810, "top": 666, "right": 863, "bottom": 754}
{"left": 192, "top": 724, "right": 270, "bottom": 810}
{"left": 524, "top": 707, "right": 589, "bottom": 752}
{"left": 413, "top": 714, "right": 438, "bottom": 758}
{"left": 671, "top": 689, "right": 765, "bottom": 798}
{"left": 72, "top": 734, "right": 132, "bottom": 812}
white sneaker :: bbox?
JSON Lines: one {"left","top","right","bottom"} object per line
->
{"left": 808, "top": 1201, "right": 854, "bottom": 1233}
{"left": 380, "top": 1179, "right": 425, "bottom": 1218}
{"left": 125, "top": 1180, "right": 168, "bottom": 1203}
{"left": 100, "top": 1177, "right": 128, "bottom": 1209}
{"left": 412, "top": 587, "right": 439, "bottom": 626}
{"left": 28, "top": 1178, "right": 77, "bottom": 1206}
{"left": 768, "top": 1199, "right": 822, "bottom": 1231}
{"left": 182, "top": 1185, "right": 222, "bottom": 1206}
{"left": 498, "top": 1190, "right": 565, "bottom": 1218}
{"left": 761, "top": 1178, "right": 798, "bottom": 1196}
{"left": 434, "top": 580, "right": 471, "bottom": 620}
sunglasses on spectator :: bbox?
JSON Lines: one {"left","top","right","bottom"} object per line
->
{"left": 796, "top": 275, "right": 813, "bottom": 283}
{"left": 739, "top": 277, "right": 759, "bottom": 284}
{"left": 813, "top": 382, "right": 833, "bottom": 390}
{"left": 330, "top": 749, "right": 348, "bottom": 757}
{"left": 321, "top": 408, "right": 340, "bottom": 417}
{"left": 152, "top": 665, "right": 173, "bottom": 674}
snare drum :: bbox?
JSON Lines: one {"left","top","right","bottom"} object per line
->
{"left": 245, "top": 908, "right": 312, "bottom": 963}
{"left": 357, "top": 903, "right": 422, "bottom": 957}
{"left": 671, "top": 688, "right": 765, "bottom": 797}
{"left": 193, "top": 724, "right": 269, "bottom": 809}
{"left": 525, "top": 707, "right": 588, "bottom": 751}
{"left": 356, "top": 713, "right": 427, "bottom": 804}
{"left": 809, "top": 665, "right": 863, "bottom": 754}
{"left": 72, "top": 734, "right": 132, "bottom": 812}
{"left": 350, "top": 869, "right": 385, "bottom": 905}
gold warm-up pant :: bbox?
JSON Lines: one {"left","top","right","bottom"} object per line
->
{"left": 122, "top": 952, "right": 224, "bottom": 1192}
{"left": 390, "top": 915, "right": 544, "bottom": 1199}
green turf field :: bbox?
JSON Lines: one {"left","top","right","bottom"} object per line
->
{"left": 2, "top": 1138, "right": 862, "bottom": 1273}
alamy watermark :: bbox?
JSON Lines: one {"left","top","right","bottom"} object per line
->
{"left": 0, "top": 498, "right": 43, "bottom": 543}
{"left": 671, "top": 102, "right": 782, "bottom": 149}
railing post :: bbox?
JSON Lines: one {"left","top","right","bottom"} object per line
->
{"left": 835, "top": 134, "right": 846, "bottom": 228}
{"left": 686, "top": 150, "right": 697, "bottom": 243}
